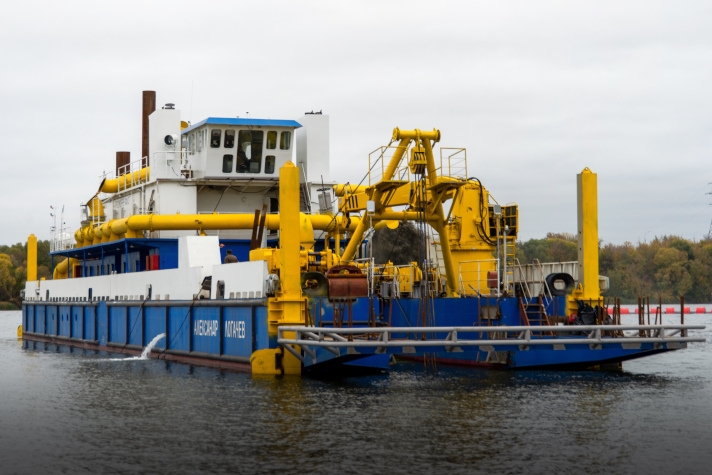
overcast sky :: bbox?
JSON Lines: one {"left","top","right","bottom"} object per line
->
{"left": 1, "top": 1, "right": 711, "bottom": 247}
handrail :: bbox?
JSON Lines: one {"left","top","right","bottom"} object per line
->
{"left": 457, "top": 259, "right": 499, "bottom": 297}
{"left": 278, "top": 323, "right": 706, "bottom": 363}
{"left": 278, "top": 324, "right": 706, "bottom": 347}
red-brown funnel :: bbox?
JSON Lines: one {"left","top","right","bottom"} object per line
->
{"left": 116, "top": 151, "right": 130, "bottom": 176}
{"left": 142, "top": 91, "right": 156, "bottom": 167}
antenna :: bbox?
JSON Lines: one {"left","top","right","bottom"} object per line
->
{"left": 707, "top": 183, "right": 712, "bottom": 239}
{"left": 190, "top": 80, "right": 194, "bottom": 122}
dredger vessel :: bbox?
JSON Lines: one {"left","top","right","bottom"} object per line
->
{"left": 21, "top": 91, "right": 705, "bottom": 375}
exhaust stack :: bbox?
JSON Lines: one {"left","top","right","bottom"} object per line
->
{"left": 116, "top": 151, "right": 130, "bottom": 176}
{"left": 142, "top": 91, "right": 156, "bottom": 167}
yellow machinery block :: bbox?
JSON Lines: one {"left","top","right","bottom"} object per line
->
{"left": 250, "top": 347, "right": 302, "bottom": 375}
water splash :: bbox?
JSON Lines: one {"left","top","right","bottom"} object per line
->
{"left": 106, "top": 333, "right": 166, "bottom": 361}
{"left": 140, "top": 333, "right": 166, "bottom": 359}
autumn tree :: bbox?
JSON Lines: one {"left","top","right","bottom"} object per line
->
{"left": 0, "top": 254, "right": 17, "bottom": 303}
{"left": 372, "top": 222, "right": 425, "bottom": 265}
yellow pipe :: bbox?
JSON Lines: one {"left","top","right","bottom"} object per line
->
{"left": 27, "top": 234, "right": 37, "bottom": 281}
{"left": 99, "top": 167, "right": 150, "bottom": 193}
{"left": 73, "top": 213, "right": 360, "bottom": 247}
{"left": 333, "top": 184, "right": 368, "bottom": 197}
{"left": 87, "top": 195, "right": 105, "bottom": 218}
{"left": 53, "top": 257, "right": 79, "bottom": 280}
{"left": 392, "top": 127, "right": 441, "bottom": 142}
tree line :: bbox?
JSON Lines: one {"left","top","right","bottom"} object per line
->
{"left": 0, "top": 240, "right": 52, "bottom": 309}
{"left": 376, "top": 226, "right": 712, "bottom": 304}
{"left": 517, "top": 233, "right": 712, "bottom": 304}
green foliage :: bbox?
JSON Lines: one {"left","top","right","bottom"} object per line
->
{"left": 372, "top": 222, "right": 425, "bottom": 265}
{"left": 518, "top": 232, "right": 578, "bottom": 264}
{"left": 0, "top": 240, "right": 52, "bottom": 307}
{"left": 519, "top": 234, "right": 712, "bottom": 303}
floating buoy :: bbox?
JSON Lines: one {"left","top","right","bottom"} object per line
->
{"left": 695, "top": 307, "right": 706, "bottom": 314}
{"left": 620, "top": 308, "right": 630, "bottom": 314}
{"left": 665, "top": 307, "right": 675, "bottom": 314}
{"left": 17, "top": 325, "right": 22, "bottom": 338}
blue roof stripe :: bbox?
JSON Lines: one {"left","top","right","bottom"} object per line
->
{"left": 182, "top": 117, "right": 302, "bottom": 134}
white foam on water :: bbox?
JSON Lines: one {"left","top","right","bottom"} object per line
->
{"left": 140, "top": 333, "right": 166, "bottom": 358}
{"left": 105, "top": 333, "right": 166, "bottom": 362}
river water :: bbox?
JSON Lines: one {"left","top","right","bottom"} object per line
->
{"left": 1, "top": 309, "right": 711, "bottom": 474}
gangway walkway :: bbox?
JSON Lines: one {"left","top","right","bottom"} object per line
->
{"left": 278, "top": 324, "right": 706, "bottom": 365}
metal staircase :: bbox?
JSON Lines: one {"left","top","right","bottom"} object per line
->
{"left": 518, "top": 296, "right": 553, "bottom": 335}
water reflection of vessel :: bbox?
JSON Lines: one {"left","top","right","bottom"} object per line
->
{"left": 21, "top": 91, "right": 705, "bottom": 375}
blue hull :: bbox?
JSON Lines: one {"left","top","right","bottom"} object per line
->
{"left": 23, "top": 295, "right": 685, "bottom": 373}
{"left": 304, "top": 296, "right": 681, "bottom": 370}
{"left": 21, "top": 300, "right": 387, "bottom": 374}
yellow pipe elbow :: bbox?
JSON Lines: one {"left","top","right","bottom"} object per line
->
{"left": 333, "top": 184, "right": 368, "bottom": 197}
{"left": 392, "top": 128, "right": 441, "bottom": 142}
{"left": 53, "top": 257, "right": 78, "bottom": 280}
{"left": 99, "top": 167, "right": 150, "bottom": 194}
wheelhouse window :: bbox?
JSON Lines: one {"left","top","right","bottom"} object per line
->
{"left": 266, "top": 131, "right": 277, "bottom": 149}
{"left": 189, "top": 133, "right": 195, "bottom": 153}
{"left": 265, "top": 155, "right": 275, "bottom": 174}
{"left": 210, "top": 129, "right": 221, "bottom": 148}
{"left": 224, "top": 129, "right": 235, "bottom": 148}
{"left": 222, "top": 154, "right": 234, "bottom": 173}
{"left": 237, "top": 130, "right": 264, "bottom": 173}
{"left": 197, "top": 130, "right": 204, "bottom": 151}
{"left": 280, "top": 131, "right": 291, "bottom": 150}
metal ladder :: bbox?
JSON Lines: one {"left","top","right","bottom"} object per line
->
{"left": 518, "top": 296, "right": 553, "bottom": 335}
{"left": 503, "top": 236, "right": 517, "bottom": 292}
{"left": 299, "top": 166, "right": 312, "bottom": 212}
{"left": 430, "top": 230, "right": 447, "bottom": 294}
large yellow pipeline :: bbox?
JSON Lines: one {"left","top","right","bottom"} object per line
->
{"left": 99, "top": 167, "right": 150, "bottom": 193}
{"left": 53, "top": 257, "right": 79, "bottom": 280}
{"left": 74, "top": 213, "right": 360, "bottom": 247}
{"left": 87, "top": 194, "right": 105, "bottom": 218}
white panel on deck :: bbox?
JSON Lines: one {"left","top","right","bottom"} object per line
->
{"left": 296, "top": 114, "right": 330, "bottom": 183}
{"left": 211, "top": 261, "right": 269, "bottom": 298}
{"left": 179, "top": 236, "right": 221, "bottom": 269}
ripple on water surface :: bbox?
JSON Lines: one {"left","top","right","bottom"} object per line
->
{"left": 1, "top": 311, "right": 711, "bottom": 474}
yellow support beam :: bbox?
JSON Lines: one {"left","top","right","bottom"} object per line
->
{"left": 576, "top": 167, "right": 601, "bottom": 303}
{"left": 27, "top": 234, "right": 37, "bottom": 282}
{"left": 252, "top": 161, "right": 306, "bottom": 375}
{"left": 420, "top": 132, "right": 458, "bottom": 296}
{"left": 279, "top": 161, "right": 302, "bottom": 304}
